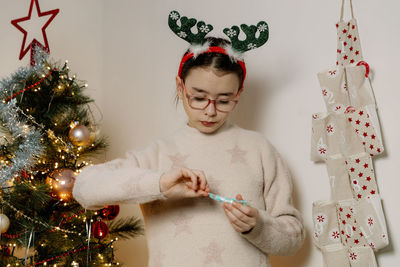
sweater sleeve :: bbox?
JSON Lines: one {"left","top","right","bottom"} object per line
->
{"left": 72, "top": 142, "right": 167, "bottom": 210}
{"left": 240, "top": 139, "right": 305, "bottom": 256}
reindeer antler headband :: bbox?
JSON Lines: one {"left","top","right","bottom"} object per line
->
{"left": 168, "top": 10, "right": 269, "bottom": 89}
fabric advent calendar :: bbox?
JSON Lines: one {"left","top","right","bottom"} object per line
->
{"left": 310, "top": 0, "right": 389, "bottom": 266}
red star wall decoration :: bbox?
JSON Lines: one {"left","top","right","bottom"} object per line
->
{"left": 11, "top": 0, "right": 59, "bottom": 66}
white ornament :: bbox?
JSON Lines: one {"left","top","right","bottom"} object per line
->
{"left": 0, "top": 214, "right": 10, "bottom": 233}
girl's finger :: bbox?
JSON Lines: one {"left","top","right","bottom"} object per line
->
{"left": 229, "top": 220, "right": 243, "bottom": 233}
{"left": 185, "top": 181, "right": 193, "bottom": 188}
{"left": 225, "top": 203, "right": 251, "bottom": 225}
{"left": 192, "top": 170, "right": 207, "bottom": 191}
{"left": 223, "top": 206, "right": 249, "bottom": 229}
{"left": 203, "top": 180, "right": 210, "bottom": 193}
{"left": 232, "top": 196, "right": 257, "bottom": 217}
{"left": 205, "top": 185, "right": 210, "bottom": 193}
{"left": 182, "top": 168, "right": 198, "bottom": 191}
{"left": 233, "top": 202, "right": 251, "bottom": 216}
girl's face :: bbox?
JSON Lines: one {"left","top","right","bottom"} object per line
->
{"left": 176, "top": 67, "right": 242, "bottom": 134}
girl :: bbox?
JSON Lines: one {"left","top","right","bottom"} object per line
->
{"left": 72, "top": 16, "right": 305, "bottom": 267}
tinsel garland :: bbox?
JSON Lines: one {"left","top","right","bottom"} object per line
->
{"left": 0, "top": 46, "right": 49, "bottom": 100}
{"left": 0, "top": 47, "right": 50, "bottom": 185}
{"left": 0, "top": 99, "right": 44, "bottom": 185}
{"left": 0, "top": 46, "right": 120, "bottom": 266}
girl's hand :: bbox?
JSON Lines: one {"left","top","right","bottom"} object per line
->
{"left": 223, "top": 194, "right": 259, "bottom": 233}
{"left": 159, "top": 167, "right": 210, "bottom": 199}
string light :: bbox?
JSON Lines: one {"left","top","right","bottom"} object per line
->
{"left": 15, "top": 110, "right": 77, "bottom": 160}
{"left": 1, "top": 55, "right": 113, "bottom": 266}
{"left": 0, "top": 196, "right": 79, "bottom": 235}
{"left": 34, "top": 244, "right": 102, "bottom": 266}
{"left": 4, "top": 70, "right": 52, "bottom": 102}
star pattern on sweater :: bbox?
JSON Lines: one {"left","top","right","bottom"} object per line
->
{"left": 200, "top": 240, "right": 225, "bottom": 265}
{"left": 168, "top": 152, "right": 189, "bottom": 169}
{"left": 226, "top": 144, "right": 247, "bottom": 164}
{"left": 172, "top": 212, "right": 194, "bottom": 237}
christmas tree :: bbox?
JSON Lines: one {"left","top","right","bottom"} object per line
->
{"left": 0, "top": 48, "right": 143, "bottom": 266}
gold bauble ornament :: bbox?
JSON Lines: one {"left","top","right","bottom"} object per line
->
{"left": 0, "top": 214, "right": 10, "bottom": 233}
{"left": 68, "top": 124, "right": 91, "bottom": 146}
{"left": 46, "top": 168, "right": 77, "bottom": 201}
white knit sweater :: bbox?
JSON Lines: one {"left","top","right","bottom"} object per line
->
{"left": 72, "top": 120, "right": 305, "bottom": 267}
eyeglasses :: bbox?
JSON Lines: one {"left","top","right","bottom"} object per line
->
{"left": 182, "top": 82, "right": 240, "bottom": 113}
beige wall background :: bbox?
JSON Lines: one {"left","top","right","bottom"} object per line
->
{"left": 1, "top": 0, "right": 399, "bottom": 266}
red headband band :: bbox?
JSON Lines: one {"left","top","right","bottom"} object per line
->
{"left": 178, "top": 46, "right": 247, "bottom": 89}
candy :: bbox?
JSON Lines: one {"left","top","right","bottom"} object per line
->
{"left": 208, "top": 193, "right": 248, "bottom": 206}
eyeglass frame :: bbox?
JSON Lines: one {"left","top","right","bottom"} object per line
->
{"left": 181, "top": 81, "right": 242, "bottom": 113}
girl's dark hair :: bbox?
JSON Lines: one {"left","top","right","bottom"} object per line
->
{"left": 175, "top": 37, "right": 244, "bottom": 106}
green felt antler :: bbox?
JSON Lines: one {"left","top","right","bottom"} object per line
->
{"left": 168, "top": 10, "right": 214, "bottom": 45}
{"left": 223, "top": 21, "right": 269, "bottom": 52}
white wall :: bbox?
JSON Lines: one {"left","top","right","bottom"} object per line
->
{"left": 0, "top": 0, "right": 104, "bottom": 114}
{"left": 1, "top": 0, "right": 399, "bottom": 266}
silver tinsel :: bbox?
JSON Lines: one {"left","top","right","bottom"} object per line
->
{"left": 0, "top": 99, "right": 44, "bottom": 185}
{"left": 0, "top": 46, "right": 48, "bottom": 185}
{"left": 0, "top": 46, "right": 49, "bottom": 101}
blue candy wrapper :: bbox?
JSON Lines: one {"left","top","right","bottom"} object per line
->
{"left": 208, "top": 192, "right": 248, "bottom": 206}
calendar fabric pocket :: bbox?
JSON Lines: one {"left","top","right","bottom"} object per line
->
{"left": 345, "top": 153, "right": 378, "bottom": 200}
{"left": 336, "top": 199, "right": 369, "bottom": 248}
{"left": 355, "top": 195, "right": 389, "bottom": 251}
{"left": 321, "top": 244, "right": 378, "bottom": 267}
{"left": 311, "top": 112, "right": 364, "bottom": 162}
{"left": 326, "top": 156, "right": 354, "bottom": 201}
{"left": 312, "top": 200, "right": 342, "bottom": 248}
{"left": 346, "top": 64, "right": 375, "bottom": 107}
{"left": 344, "top": 105, "right": 384, "bottom": 157}
{"left": 321, "top": 244, "right": 351, "bottom": 267}
{"left": 317, "top": 64, "right": 375, "bottom": 113}
{"left": 318, "top": 66, "right": 350, "bottom": 113}
{"left": 348, "top": 246, "right": 378, "bottom": 267}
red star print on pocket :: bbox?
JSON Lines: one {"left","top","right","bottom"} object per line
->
{"left": 345, "top": 154, "right": 378, "bottom": 200}
{"left": 344, "top": 106, "right": 384, "bottom": 156}
{"left": 336, "top": 19, "right": 363, "bottom": 67}
{"left": 336, "top": 200, "right": 368, "bottom": 248}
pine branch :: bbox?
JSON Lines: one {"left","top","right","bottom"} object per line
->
{"left": 108, "top": 216, "right": 144, "bottom": 240}
{"left": 12, "top": 181, "right": 51, "bottom": 210}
